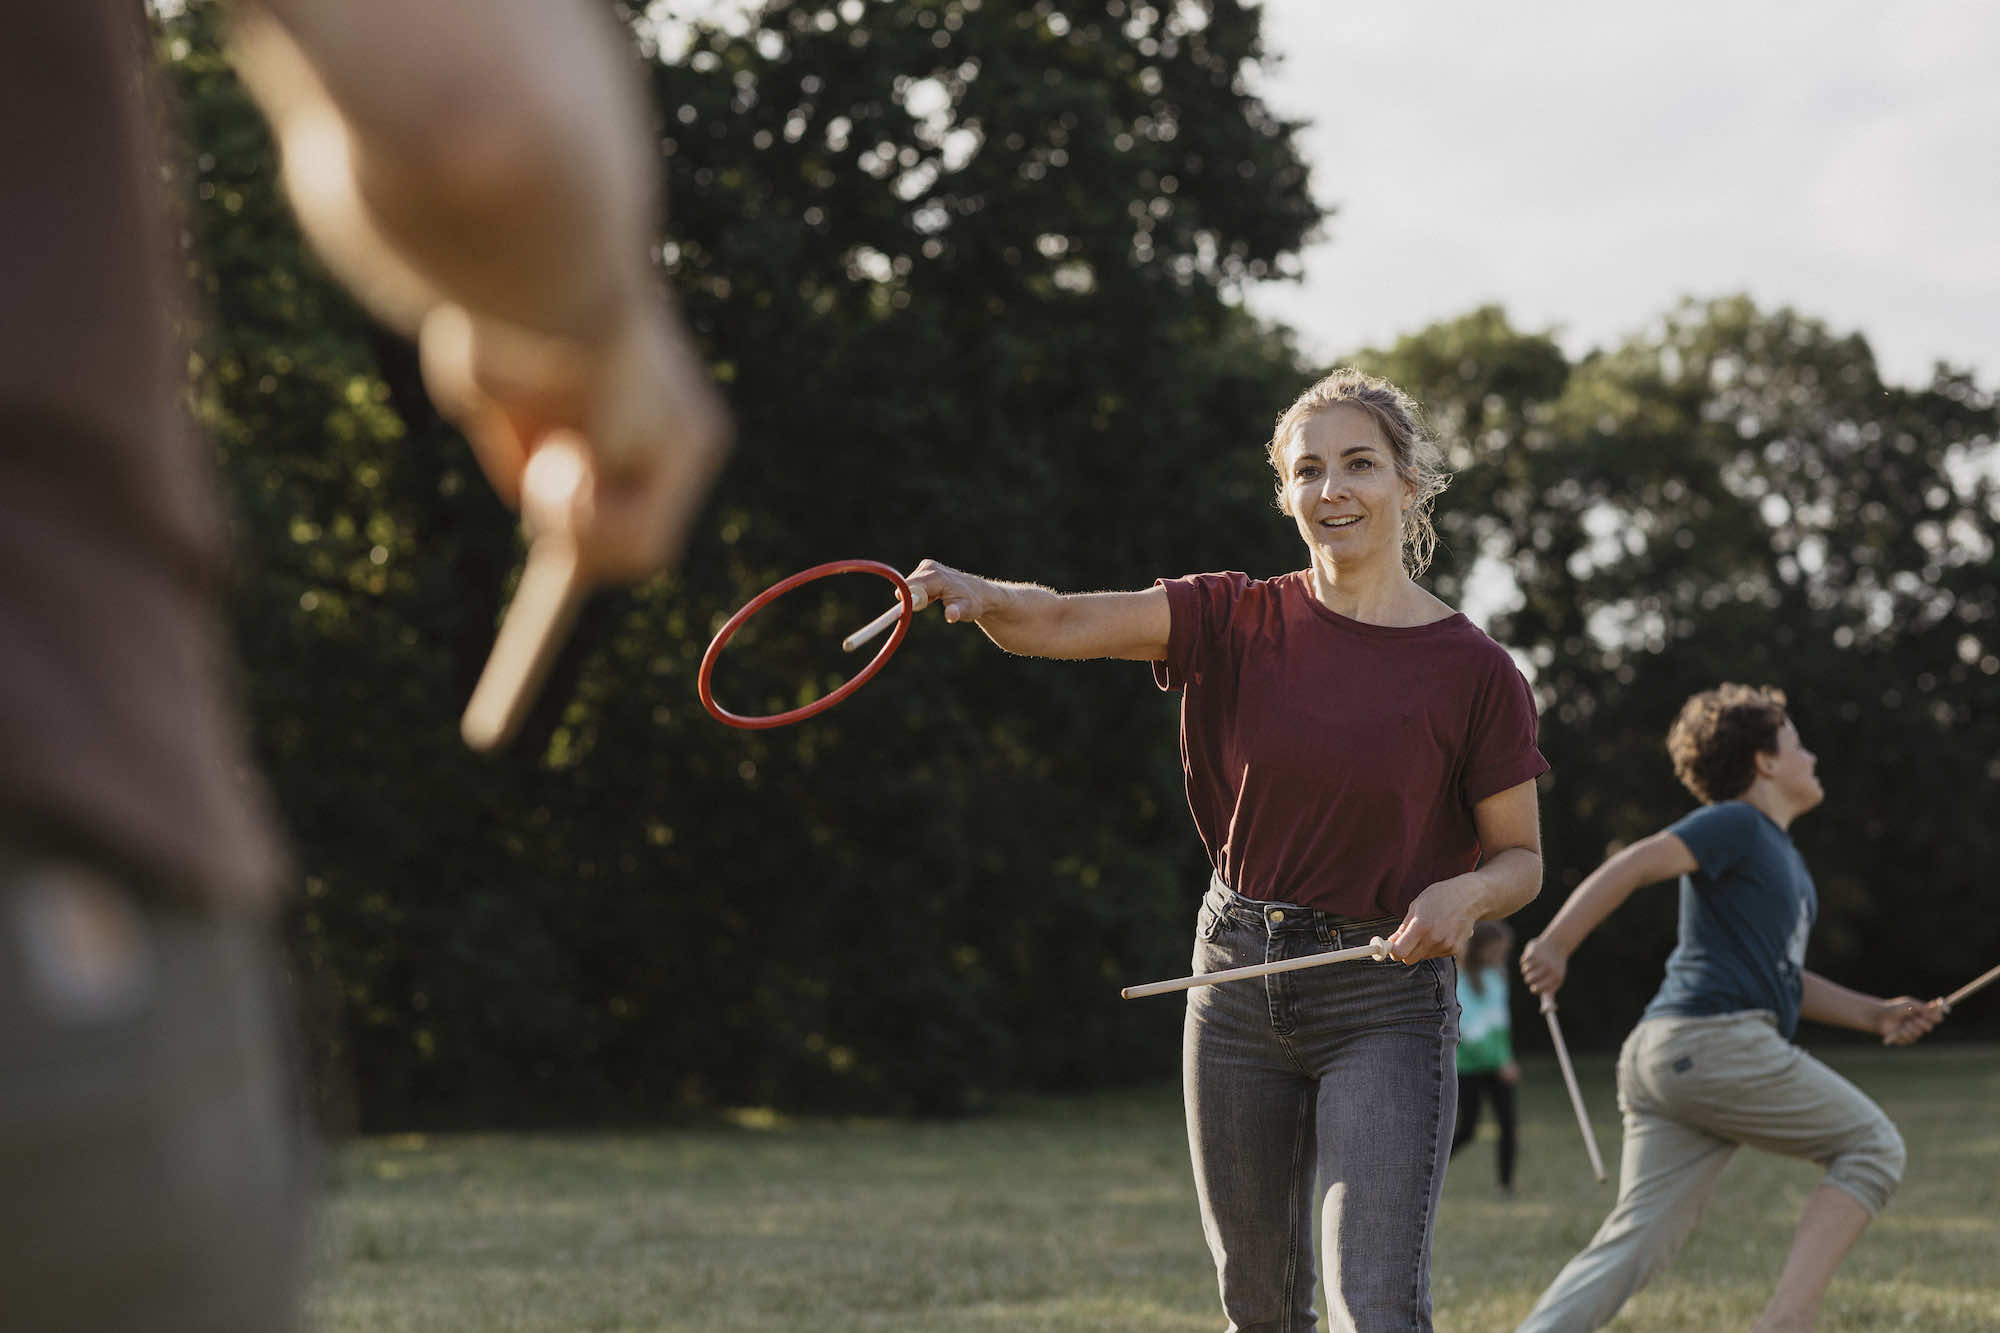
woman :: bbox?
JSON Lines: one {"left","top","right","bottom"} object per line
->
{"left": 904, "top": 368, "right": 1547, "bottom": 1331}
{"left": 1452, "top": 920, "right": 1522, "bottom": 1196}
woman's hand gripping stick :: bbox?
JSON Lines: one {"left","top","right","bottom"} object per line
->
{"left": 1121, "top": 936, "right": 1390, "bottom": 1000}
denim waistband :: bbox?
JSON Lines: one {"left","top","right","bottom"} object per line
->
{"left": 1201, "top": 874, "right": 1403, "bottom": 948}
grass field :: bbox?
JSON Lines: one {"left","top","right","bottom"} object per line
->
{"left": 305, "top": 1043, "right": 1999, "bottom": 1331}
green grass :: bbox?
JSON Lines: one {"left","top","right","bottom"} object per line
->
{"left": 306, "top": 1044, "right": 2000, "bottom": 1331}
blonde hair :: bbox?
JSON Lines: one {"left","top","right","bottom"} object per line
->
{"left": 1266, "top": 368, "right": 1451, "bottom": 578}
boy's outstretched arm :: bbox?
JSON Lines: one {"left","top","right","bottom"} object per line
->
{"left": 1520, "top": 830, "right": 1697, "bottom": 995}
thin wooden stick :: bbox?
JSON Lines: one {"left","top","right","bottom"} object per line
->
{"left": 460, "top": 542, "right": 587, "bottom": 752}
{"left": 842, "top": 586, "right": 928, "bottom": 653}
{"left": 1540, "top": 993, "right": 1608, "bottom": 1183}
{"left": 1122, "top": 936, "right": 1389, "bottom": 1000}
{"left": 1939, "top": 960, "right": 2000, "bottom": 1014}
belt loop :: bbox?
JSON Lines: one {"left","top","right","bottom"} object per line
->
{"left": 1206, "top": 871, "right": 1230, "bottom": 922}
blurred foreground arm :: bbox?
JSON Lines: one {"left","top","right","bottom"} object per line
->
{"left": 233, "top": 0, "right": 730, "bottom": 580}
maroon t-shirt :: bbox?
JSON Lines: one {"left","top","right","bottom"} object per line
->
{"left": 1153, "top": 571, "right": 1548, "bottom": 917}
{"left": 0, "top": 3, "right": 286, "bottom": 909}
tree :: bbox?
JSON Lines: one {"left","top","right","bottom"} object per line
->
{"left": 1365, "top": 298, "right": 2000, "bottom": 1045}
{"left": 161, "top": 0, "right": 1324, "bottom": 1123}
{"left": 161, "top": 0, "right": 1996, "bottom": 1125}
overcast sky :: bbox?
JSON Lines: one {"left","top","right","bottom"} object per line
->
{"left": 1240, "top": 0, "right": 2000, "bottom": 389}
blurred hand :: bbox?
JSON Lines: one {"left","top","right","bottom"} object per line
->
{"left": 1878, "top": 995, "right": 1941, "bottom": 1046}
{"left": 420, "top": 298, "right": 731, "bottom": 583}
{"left": 1520, "top": 935, "right": 1569, "bottom": 996}
{"left": 903, "top": 558, "right": 1003, "bottom": 624}
{"left": 1500, "top": 1061, "right": 1521, "bottom": 1085}
{"left": 1387, "top": 877, "right": 1480, "bottom": 964}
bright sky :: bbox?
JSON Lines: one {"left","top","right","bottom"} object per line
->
{"left": 200, "top": 0, "right": 1995, "bottom": 390}
{"left": 1242, "top": 0, "right": 2000, "bottom": 389}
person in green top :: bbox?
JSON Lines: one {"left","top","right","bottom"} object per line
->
{"left": 1453, "top": 920, "right": 1521, "bottom": 1194}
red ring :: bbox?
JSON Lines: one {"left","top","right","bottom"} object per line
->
{"left": 698, "top": 559, "right": 914, "bottom": 730}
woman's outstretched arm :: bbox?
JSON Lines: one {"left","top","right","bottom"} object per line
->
{"left": 905, "top": 559, "right": 1171, "bottom": 662}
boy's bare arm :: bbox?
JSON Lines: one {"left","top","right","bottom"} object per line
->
{"left": 1520, "top": 830, "right": 1698, "bottom": 994}
{"left": 1800, "top": 971, "right": 1940, "bottom": 1045}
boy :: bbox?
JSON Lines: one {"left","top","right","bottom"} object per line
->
{"left": 1516, "top": 684, "right": 1937, "bottom": 1333}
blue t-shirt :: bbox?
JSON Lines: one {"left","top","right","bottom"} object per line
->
{"left": 1642, "top": 801, "right": 1817, "bottom": 1039}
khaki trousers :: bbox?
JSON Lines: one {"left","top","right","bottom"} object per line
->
{"left": 1516, "top": 1011, "right": 1905, "bottom": 1333}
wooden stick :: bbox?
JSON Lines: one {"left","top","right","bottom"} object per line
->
{"left": 842, "top": 586, "right": 928, "bottom": 653}
{"left": 1540, "top": 993, "right": 1608, "bottom": 1183}
{"left": 1122, "top": 936, "right": 1389, "bottom": 1000}
{"left": 1939, "top": 960, "right": 2000, "bottom": 1014}
{"left": 460, "top": 542, "right": 587, "bottom": 752}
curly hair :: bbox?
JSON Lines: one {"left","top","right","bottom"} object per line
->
{"left": 1666, "top": 683, "right": 1790, "bottom": 804}
{"left": 1266, "top": 368, "right": 1451, "bottom": 578}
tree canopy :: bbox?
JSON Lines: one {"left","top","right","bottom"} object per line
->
{"left": 1364, "top": 300, "right": 2000, "bottom": 1042}
{"left": 156, "top": 1, "right": 1998, "bottom": 1127}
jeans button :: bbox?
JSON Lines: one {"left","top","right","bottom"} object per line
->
{"left": 1267, "top": 909, "right": 1285, "bottom": 924}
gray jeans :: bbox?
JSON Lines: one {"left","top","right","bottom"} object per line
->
{"left": 0, "top": 846, "right": 308, "bottom": 1333}
{"left": 1183, "top": 879, "right": 1459, "bottom": 1333}
{"left": 1516, "top": 1011, "right": 1906, "bottom": 1332}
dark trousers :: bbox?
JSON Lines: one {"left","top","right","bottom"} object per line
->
{"left": 1184, "top": 879, "right": 1458, "bottom": 1332}
{"left": 1450, "top": 1069, "right": 1517, "bottom": 1188}
{"left": 1, "top": 846, "right": 309, "bottom": 1333}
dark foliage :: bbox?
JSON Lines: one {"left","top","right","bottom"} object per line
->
{"left": 156, "top": 3, "right": 1998, "bottom": 1127}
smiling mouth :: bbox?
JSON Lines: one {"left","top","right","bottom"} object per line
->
{"left": 1318, "top": 516, "right": 1362, "bottom": 529}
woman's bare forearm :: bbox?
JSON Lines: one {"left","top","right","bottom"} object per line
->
{"left": 1460, "top": 846, "right": 1543, "bottom": 921}
{"left": 971, "top": 586, "right": 1164, "bottom": 661}
{"left": 907, "top": 562, "right": 1170, "bottom": 662}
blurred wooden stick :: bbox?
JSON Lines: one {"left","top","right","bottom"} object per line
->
{"left": 460, "top": 542, "right": 587, "bottom": 752}
{"left": 1122, "top": 936, "right": 1389, "bottom": 1000}
{"left": 1541, "top": 993, "right": 1608, "bottom": 1183}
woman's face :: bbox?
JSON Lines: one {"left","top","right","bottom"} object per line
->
{"left": 1280, "top": 406, "right": 1414, "bottom": 570}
